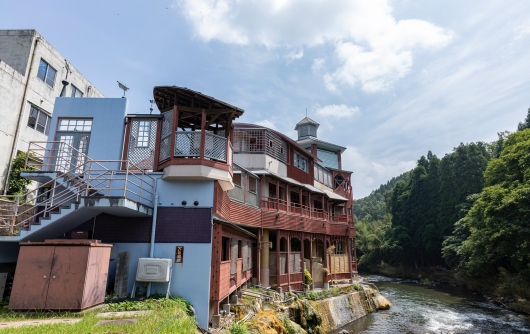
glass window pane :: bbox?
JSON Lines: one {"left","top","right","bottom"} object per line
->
{"left": 27, "top": 107, "right": 38, "bottom": 129}
{"left": 37, "top": 112, "right": 48, "bottom": 133}
{"left": 45, "top": 65, "right": 56, "bottom": 87}
{"left": 37, "top": 60, "right": 47, "bottom": 81}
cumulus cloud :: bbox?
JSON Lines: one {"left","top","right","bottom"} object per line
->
{"left": 255, "top": 119, "right": 278, "bottom": 130}
{"left": 175, "top": 0, "right": 453, "bottom": 92}
{"left": 315, "top": 104, "right": 360, "bottom": 119}
{"left": 341, "top": 145, "right": 416, "bottom": 198}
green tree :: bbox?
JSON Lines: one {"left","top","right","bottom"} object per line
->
{"left": 456, "top": 129, "right": 530, "bottom": 276}
{"left": 7, "top": 152, "right": 34, "bottom": 196}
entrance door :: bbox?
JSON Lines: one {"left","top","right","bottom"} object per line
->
{"left": 54, "top": 119, "right": 92, "bottom": 173}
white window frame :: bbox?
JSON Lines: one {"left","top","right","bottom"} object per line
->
{"left": 136, "top": 121, "right": 151, "bottom": 148}
{"left": 27, "top": 105, "right": 51, "bottom": 135}
{"left": 294, "top": 151, "right": 308, "bottom": 172}
{"left": 37, "top": 59, "right": 57, "bottom": 88}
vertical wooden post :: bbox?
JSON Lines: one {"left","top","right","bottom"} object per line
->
{"left": 309, "top": 236, "right": 313, "bottom": 286}
{"left": 169, "top": 105, "right": 178, "bottom": 160}
{"left": 153, "top": 118, "right": 162, "bottom": 171}
{"left": 121, "top": 118, "right": 131, "bottom": 170}
{"left": 287, "top": 235, "right": 291, "bottom": 288}
{"left": 200, "top": 109, "right": 206, "bottom": 160}
{"left": 337, "top": 150, "right": 342, "bottom": 170}
{"left": 276, "top": 181, "right": 280, "bottom": 211}
{"left": 276, "top": 232, "right": 280, "bottom": 287}
{"left": 286, "top": 184, "right": 290, "bottom": 213}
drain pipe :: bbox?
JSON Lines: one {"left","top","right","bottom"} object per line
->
{"left": 147, "top": 178, "right": 160, "bottom": 297}
{"left": 150, "top": 177, "right": 160, "bottom": 257}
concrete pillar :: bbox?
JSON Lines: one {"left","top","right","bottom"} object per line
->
{"left": 261, "top": 229, "right": 270, "bottom": 287}
{"left": 211, "top": 315, "right": 221, "bottom": 328}
{"left": 230, "top": 294, "right": 238, "bottom": 305}
{"left": 222, "top": 303, "right": 230, "bottom": 314}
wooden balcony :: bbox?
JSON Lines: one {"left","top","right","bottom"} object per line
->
{"left": 260, "top": 197, "right": 350, "bottom": 223}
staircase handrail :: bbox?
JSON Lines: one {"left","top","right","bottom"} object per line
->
{"left": 0, "top": 141, "right": 156, "bottom": 235}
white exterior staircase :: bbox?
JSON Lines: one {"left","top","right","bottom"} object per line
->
{"left": 0, "top": 141, "right": 155, "bottom": 242}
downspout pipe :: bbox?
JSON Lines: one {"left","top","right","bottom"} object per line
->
{"left": 147, "top": 177, "right": 160, "bottom": 297}
{"left": 149, "top": 177, "right": 160, "bottom": 257}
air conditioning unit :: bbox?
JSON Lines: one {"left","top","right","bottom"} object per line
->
{"left": 135, "top": 258, "right": 172, "bottom": 283}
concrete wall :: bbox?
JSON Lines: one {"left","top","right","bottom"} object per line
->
{"left": 109, "top": 242, "right": 212, "bottom": 329}
{"left": 0, "top": 61, "right": 25, "bottom": 190}
{"left": 0, "top": 30, "right": 33, "bottom": 75}
{"left": 48, "top": 98, "right": 127, "bottom": 169}
{"left": 0, "top": 30, "right": 103, "bottom": 193}
{"left": 234, "top": 153, "right": 287, "bottom": 177}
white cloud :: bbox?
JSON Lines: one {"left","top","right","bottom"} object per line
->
{"left": 315, "top": 104, "right": 360, "bottom": 119}
{"left": 341, "top": 146, "right": 415, "bottom": 198}
{"left": 175, "top": 0, "right": 453, "bottom": 93}
{"left": 312, "top": 58, "right": 325, "bottom": 72}
{"left": 255, "top": 119, "right": 278, "bottom": 130}
{"left": 285, "top": 49, "right": 303, "bottom": 60}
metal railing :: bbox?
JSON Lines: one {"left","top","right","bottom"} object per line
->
{"left": 0, "top": 141, "right": 155, "bottom": 235}
{"left": 173, "top": 131, "right": 228, "bottom": 162}
{"left": 259, "top": 196, "right": 349, "bottom": 223}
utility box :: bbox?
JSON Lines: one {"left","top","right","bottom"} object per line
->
{"left": 136, "top": 258, "right": 172, "bottom": 283}
{"left": 9, "top": 240, "right": 112, "bottom": 311}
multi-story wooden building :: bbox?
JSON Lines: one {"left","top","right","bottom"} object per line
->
{"left": 0, "top": 86, "right": 356, "bottom": 328}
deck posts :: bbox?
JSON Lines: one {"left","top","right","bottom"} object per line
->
{"left": 200, "top": 109, "right": 206, "bottom": 160}
{"left": 260, "top": 229, "right": 269, "bottom": 287}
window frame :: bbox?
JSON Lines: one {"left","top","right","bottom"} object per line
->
{"left": 37, "top": 59, "right": 57, "bottom": 88}
{"left": 233, "top": 173, "right": 242, "bottom": 188}
{"left": 294, "top": 151, "right": 308, "bottom": 172}
{"left": 135, "top": 120, "right": 151, "bottom": 148}
{"left": 71, "top": 84, "right": 84, "bottom": 97}
{"left": 27, "top": 105, "right": 51, "bottom": 135}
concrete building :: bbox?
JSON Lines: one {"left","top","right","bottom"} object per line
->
{"left": 0, "top": 29, "right": 103, "bottom": 194}
{"left": 0, "top": 86, "right": 356, "bottom": 329}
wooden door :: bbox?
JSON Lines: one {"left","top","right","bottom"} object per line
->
{"left": 9, "top": 246, "right": 55, "bottom": 310}
{"left": 45, "top": 246, "right": 89, "bottom": 310}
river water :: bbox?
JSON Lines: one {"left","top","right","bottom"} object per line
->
{"left": 332, "top": 275, "right": 530, "bottom": 334}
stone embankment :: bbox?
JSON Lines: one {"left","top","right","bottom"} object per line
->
{"left": 216, "top": 283, "right": 390, "bottom": 333}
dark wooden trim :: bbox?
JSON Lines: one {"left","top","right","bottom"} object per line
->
{"left": 153, "top": 118, "right": 162, "bottom": 171}
{"left": 121, "top": 118, "right": 132, "bottom": 170}
{"left": 157, "top": 158, "right": 232, "bottom": 172}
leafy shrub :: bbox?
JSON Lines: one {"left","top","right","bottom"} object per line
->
{"left": 231, "top": 321, "right": 250, "bottom": 334}
{"left": 304, "top": 269, "right": 312, "bottom": 285}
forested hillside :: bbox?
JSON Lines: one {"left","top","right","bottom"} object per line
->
{"left": 355, "top": 109, "right": 530, "bottom": 310}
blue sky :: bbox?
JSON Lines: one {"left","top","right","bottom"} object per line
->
{"left": 2, "top": 0, "right": 530, "bottom": 198}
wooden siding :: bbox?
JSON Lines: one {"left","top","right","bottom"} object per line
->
{"left": 214, "top": 181, "right": 231, "bottom": 221}
{"left": 330, "top": 254, "right": 349, "bottom": 274}
{"left": 230, "top": 201, "right": 262, "bottom": 227}
{"left": 219, "top": 261, "right": 231, "bottom": 299}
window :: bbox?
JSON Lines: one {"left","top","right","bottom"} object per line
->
{"left": 136, "top": 121, "right": 150, "bottom": 147}
{"left": 27, "top": 105, "right": 51, "bottom": 135}
{"left": 248, "top": 177, "right": 257, "bottom": 193}
{"left": 233, "top": 173, "right": 242, "bottom": 187}
{"left": 221, "top": 237, "right": 230, "bottom": 261}
{"left": 71, "top": 85, "right": 84, "bottom": 97}
{"left": 37, "top": 59, "right": 57, "bottom": 87}
{"left": 294, "top": 152, "right": 308, "bottom": 172}
{"left": 58, "top": 119, "right": 92, "bottom": 132}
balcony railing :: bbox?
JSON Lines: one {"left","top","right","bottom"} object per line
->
{"left": 260, "top": 196, "right": 350, "bottom": 223}
{"left": 172, "top": 131, "right": 227, "bottom": 162}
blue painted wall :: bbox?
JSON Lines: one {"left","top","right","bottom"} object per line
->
{"left": 49, "top": 98, "right": 127, "bottom": 169}
{"left": 109, "top": 241, "right": 213, "bottom": 329}
{"left": 157, "top": 179, "right": 214, "bottom": 208}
